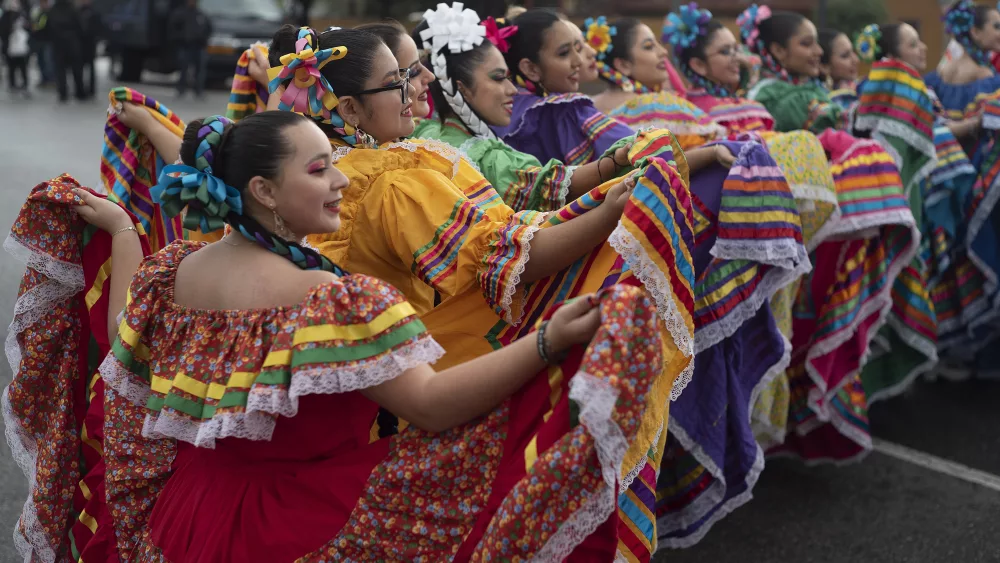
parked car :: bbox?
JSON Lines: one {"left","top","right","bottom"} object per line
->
{"left": 96, "top": 0, "right": 282, "bottom": 84}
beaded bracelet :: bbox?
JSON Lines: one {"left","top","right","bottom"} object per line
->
{"left": 536, "top": 320, "right": 566, "bottom": 365}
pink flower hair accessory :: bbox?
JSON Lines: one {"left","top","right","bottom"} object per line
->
{"left": 483, "top": 16, "right": 517, "bottom": 53}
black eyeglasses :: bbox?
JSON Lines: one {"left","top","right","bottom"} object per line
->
{"left": 349, "top": 69, "right": 410, "bottom": 104}
{"left": 405, "top": 64, "right": 426, "bottom": 80}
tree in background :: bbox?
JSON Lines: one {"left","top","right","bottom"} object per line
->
{"left": 819, "top": 0, "right": 888, "bottom": 38}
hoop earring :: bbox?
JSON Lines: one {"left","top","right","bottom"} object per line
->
{"left": 354, "top": 124, "right": 377, "bottom": 149}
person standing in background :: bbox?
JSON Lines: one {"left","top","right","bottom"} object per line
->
{"left": 47, "top": 0, "right": 85, "bottom": 102}
{"left": 168, "top": 0, "right": 211, "bottom": 98}
{"left": 1, "top": 0, "right": 31, "bottom": 95}
{"left": 77, "top": 0, "right": 100, "bottom": 98}
{"left": 31, "top": 0, "right": 53, "bottom": 87}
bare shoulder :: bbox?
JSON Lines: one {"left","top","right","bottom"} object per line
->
{"left": 174, "top": 245, "right": 340, "bottom": 310}
{"left": 272, "top": 268, "right": 340, "bottom": 302}
{"left": 975, "top": 65, "right": 995, "bottom": 81}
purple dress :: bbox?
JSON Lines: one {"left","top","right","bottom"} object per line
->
{"left": 626, "top": 138, "right": 810, "bottom": 546}
{"left": 502, "top": 97, "right": 812, "bottom": 546}
{"left": 491, "top": 90, "right": 635, "bottom": 165}
{"left": 654, "top": 140, "right": 809, "bottom": 547}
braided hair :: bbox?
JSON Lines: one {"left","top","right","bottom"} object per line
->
{"left": 413, "top": 8, "right": 498, "bottom": 138}
{"left": 159, "top": 113, "right": 347, "bottom": 275}
{"left": 944, "top": 0, "right": 997, "bottom": 67}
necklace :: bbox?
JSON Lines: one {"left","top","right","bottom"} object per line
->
{"left": 222, "top": 234, "right": 243, "bottom": 247}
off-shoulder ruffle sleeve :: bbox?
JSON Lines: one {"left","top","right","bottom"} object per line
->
{"left": 463, "top": 137, "right": 574, "bottom": 212}
{"left": 495, "top": 92, "right": 635, "bottom": 165}
{"left": 749, "top": 79, "right": 842, "bottom": 134}
{"left": 376, "top": 168, "right": 542, "bottom": 325}
{"left": 99, "top": 240, "right": 444, "bottom": 448}
{"left": 608, "top": 91, "right": 726, "bottom": 150}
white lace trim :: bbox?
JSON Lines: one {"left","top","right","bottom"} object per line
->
{"left": 826, "top": 207, "right": 916, "bottom": 240}
{"left": 502, "top": 93, "right": 594, "bottom": 140}
{"left": 100, "top": 336, "right": 446, "bottom": 448}
{"left": 864, "top": 314, "right": 939, "bottom": 405}
{"left": 856, "top": 117, "right": 938, "bottom": 200}
{"left": 528, "top": 372, "right": 626, "bottom": 562}
{"left": 618, "top": 416, "right": 662, "bottom": 495}
{"left": 800, "top": 219, "right": 920, "bottom": 423}
{"left": 332, "top": 145, "right": 353, "bottom": 164}
{"left": 498, "top": 223, "right": 540, "bottom": 327}
{"left": 750, "top": 334, "right": 793, "bottom": 450}
{"left": 2, "top": 234, "right": 86, "bottom": 563}
{"left": 5, "top": 279, "right": 82, "bottom": 376}
{"left": 454, "top": 136, "right": 486, "bottom": 176}
{"left": 3, "top": 386, "right": 59, "bottom": 563}
{"left": 698, "top": 145, "right": 813, "bottom": 352}
{"left": 694, "top": 242, "right": 811, "bottom": 354}
{"left": 789, "top": 183, "right": 840, "bottom": 208}
{"left": 655, "top": 331, "right": 789, "bottom": 547}
{"left": 3, "top": 234, "right": 85, "bottom": 289}
{"left": 930, "top": 157, "right": 976, "bottom": 185}
{"left": 965, "top": 159, "right": 1000, "bottom": 305}
{"left": 982, "top": 112, "right": 1000, "bottom": 131}
{"left": 556, "top": 166, "right": 576, "bottom": 209}
{"left": 383, "top": 139, "right": 473, "bottom": 179}
{"left": 607, "top": 223, "right": 695, "bottom": 401}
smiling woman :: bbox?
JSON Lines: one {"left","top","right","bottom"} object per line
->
{"left": 819, "top": 28, "right": 859, "bottom": 89}
{"left": 357, "top": 20, "right": 437, "bottom": 118}
{"left": 410, "top": 7, "right": 639, "bottom": 211}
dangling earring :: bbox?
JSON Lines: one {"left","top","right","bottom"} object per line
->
{"left": 354, "top": 123, "right": 377, "bottom": 149}
{"left": 272, "top": 205, "right": 296, "bottom": 240}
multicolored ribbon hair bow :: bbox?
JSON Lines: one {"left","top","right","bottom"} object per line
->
{"left": 736, "top": 3, "right": 771, "bottom": 55}
{"left": 584, "top": 16, "right": 616, "bottom": 60}
{"left": 663, "top": 3, "right": 713, "bottom": 51}
{"left": 151, "top": 116, "right": 243, "bottom": 233}
{"left": 855, "top": 24, "right": 882, "bottom": 64}
{"left": 944, "top": 0, "right": 992, "bottom": 66}
{"left": 483, "top": 16, "right": 517, "bottom": 53}
{"left": 266, "top": 27, "right": 347, "bottom": 122}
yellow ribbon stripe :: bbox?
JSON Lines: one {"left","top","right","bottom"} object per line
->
{"left": 869, "top": 66, "right": 928, "bottom": 95}
{"left": 117, "top": 319, "right": 150, "bottom": 362}
{"left": 293, "top": 301, "right": 417, "bottom": 344}
{"left": 77, "top": 508, "right": 98, "bottom": 534}
{"left": 525, "top": 435, "right": 539, "bottom": 471}
{"left": 263, "top": 301, "right": 417, "bottom": 367}
{"left": 84, "top": 259, "right": 112, "bottom": 310}
{"left": 151, "top": 371, "right": 258, "bottom": 401}
{"left": 147, "top": 301, "right": 419, "bottom": 401}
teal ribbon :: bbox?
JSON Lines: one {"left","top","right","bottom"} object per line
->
{"left": 152, "top": 163, "right": 243, "bottom": 233}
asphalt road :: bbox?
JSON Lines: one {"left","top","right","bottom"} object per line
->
{"left": 1, "top": 64, "right": 999, "bottom": 563}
